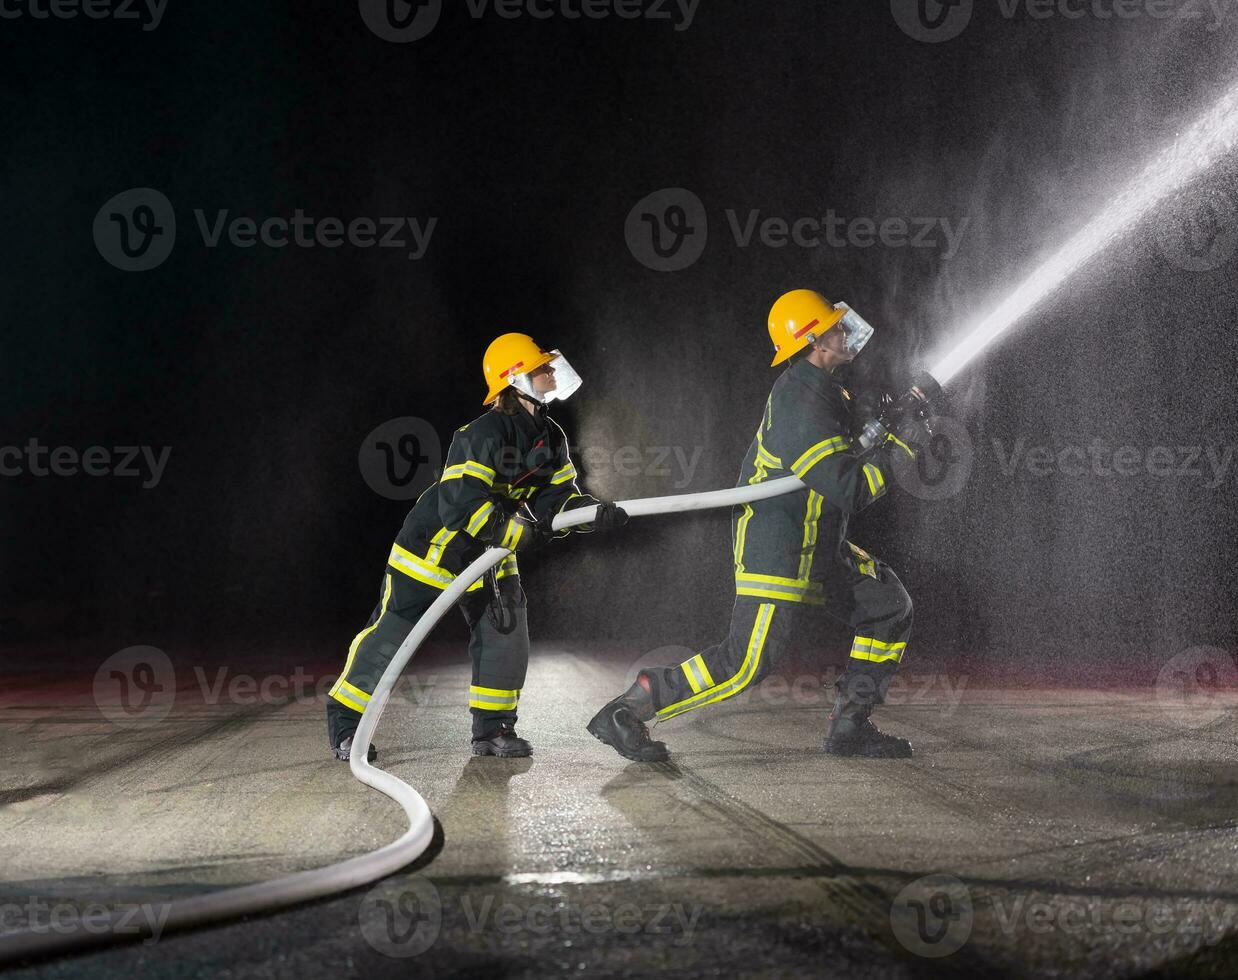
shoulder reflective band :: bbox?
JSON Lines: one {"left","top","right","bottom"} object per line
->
{"left": 441, "top": 461, "right": 497, "bottom": 486}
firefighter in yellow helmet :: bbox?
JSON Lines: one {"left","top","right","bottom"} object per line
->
{"left": 587, "top": 290, "right": 932, "bottom": 761}
{"left": 328, "top": 333, "right": 628, "bottom": 760}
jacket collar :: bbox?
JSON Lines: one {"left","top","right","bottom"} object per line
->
{"left": 511, "top": 398, "right": 550, "bottom": 435}
{"left": 786, "top": 357, "right": 845, "bottom": 402}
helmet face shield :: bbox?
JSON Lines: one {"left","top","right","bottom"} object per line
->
{"left": 509, "top": 350, "right": 582, "bottom": 404}
{"left": 833, "top": 302, "right": 874, "bottom": 355}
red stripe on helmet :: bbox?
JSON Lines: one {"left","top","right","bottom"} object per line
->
{"left": 500, "top": 361, "right": 525, "bottom": 378}
{"left": 793, "top": 319, "right": 820, "bottom": 340}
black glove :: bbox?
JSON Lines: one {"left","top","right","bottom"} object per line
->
{"left": 498, "top": 514, "right": 554, "bottom": 553}
{"left": 590, "top": 500, "right": 629, "bottom": 533}
{"left": 891, "top": 415, "right": 934, "bottom": 456}
{"left": 560, "top": 495, "right": 628, "bottom": 533}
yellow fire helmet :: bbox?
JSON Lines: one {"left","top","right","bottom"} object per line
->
{"left": 482, "top": 332, "right": 582, "bottom": 405}
{"left": 767, "top": 289, "right": 874, "bottom": 366}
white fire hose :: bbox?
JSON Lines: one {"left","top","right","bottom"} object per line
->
{"left": 0, "top": 476, "right": 806, "bottom": 965}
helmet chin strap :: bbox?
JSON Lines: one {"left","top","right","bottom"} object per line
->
{"left": 515, "top": 388, "right": 545, "bottom": 410}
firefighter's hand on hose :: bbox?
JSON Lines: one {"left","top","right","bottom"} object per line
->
{"left": 890, "top": 416, "right": 934, "bottom": 458}
{"left": 589, "top": 500, "right": 629, "bottom": 533}
{"left": 560, "top": 495, "right": 629, "bottom": 533}
{"left": 499, "top": 514, "right": 555, "bottom": 553}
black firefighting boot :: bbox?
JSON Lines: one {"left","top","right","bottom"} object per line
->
{"left": 332, "top": 735, "right": 379, "bottom": 763}
{"left": 472, "top": 723, "right": 533, "bottom": 758}
{"left": 587, "top": 673, "right": 669, "bottom": 762}
{"left": 825, "top": 688, "right": 912, "bottom": 759}
{"left": 328, "top": 699, "right": 378, "bottom": 762}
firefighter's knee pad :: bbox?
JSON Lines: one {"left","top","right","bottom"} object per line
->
{"left": 868, "top": 570, "right": 913, "bottom": 633}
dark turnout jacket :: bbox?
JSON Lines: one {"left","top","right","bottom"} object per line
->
{"left": 732, "top": 359, "right": 911, "bottom": 605}
{"left": 389, "top": 404, "right": 587, "bottom": 593}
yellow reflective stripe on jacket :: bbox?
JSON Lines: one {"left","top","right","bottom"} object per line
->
{"left": 658, "top": 603, "right": 776, "bottom": 720}
{"left": 795, "top": 490, "right": 824, "bottom": 582}
{"left": 733, "top": 455, "right": 770, "bottom": 571}
{"left": 441, "top": 460, "right": 497, "bottom": 486}
{"left": 466, "top": 501, "right": 495, "bottom": 537}
{"left": 756, "top": 443, "right": 781, "bottom": 469}
{"left": 426, "top": 525, "right": 458, "bottom": 564}
{"left": 500, "top": 519, "right": 524, "bottom": 551}
{"left": 550, "top": 462, "right": 578, "bottom": 485}
{"left": 389, "top": 542, "right": 456, "bottom": 589}
{"left": 755, "top": 427, "right": 782, "bottom": 470}
{"left": 330, "top": 573, "right": 392, "bottom": 709}
{"left": 863, "top": 461, "right": 887, "bottom": 498}
{"left": 790, "top": 436, "right": 850, "bottom": 479}
{"left": 735, "top": 572, "right": 824, "bottom": 605}
{"left": 850, "top": 636, "right": 906, "bottom": 663}
{"left": 468, "top": 685, "right": 520, "bottom": 711}
{"left": 494, "top": 483, "right": 536, "bottom": 500}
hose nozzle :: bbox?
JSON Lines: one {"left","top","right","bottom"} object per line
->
{"left": 857, "top": 371, "right": 943, "bottom": 451}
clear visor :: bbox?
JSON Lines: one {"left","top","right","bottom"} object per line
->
{"left": 833, "top": 302, "right": 875, "bottom": 355}
{"left": 509, "top": 350, "right": 582, "bottom": 404}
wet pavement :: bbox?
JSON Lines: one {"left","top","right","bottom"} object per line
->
{"left": 1, "top": 646, "right": 1236, "bottom": 978}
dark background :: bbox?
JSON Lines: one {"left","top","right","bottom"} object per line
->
{"left": 3, "top": 0, "right": 1237, "bottom": 680}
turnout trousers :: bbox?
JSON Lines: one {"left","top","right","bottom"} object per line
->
{"left": 326, "top": 567, "right": 530, "bottom": 748}
{"left": 645, "top": 550, "right": 914, "bottom": 722}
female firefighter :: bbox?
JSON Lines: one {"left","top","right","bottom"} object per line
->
{"left": 587, "top": 289, "right": 932, "bottom": 761}
{"left": 328, "top": 333, "right": 627, "bottom": 761}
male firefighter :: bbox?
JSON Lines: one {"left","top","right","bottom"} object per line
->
{"left": 587, "top": 289, "right": 931, "bottom": 761}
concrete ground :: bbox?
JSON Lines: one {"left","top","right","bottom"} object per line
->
{"left": 1, "top": 645, "right": 1236, "bottom": 978}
